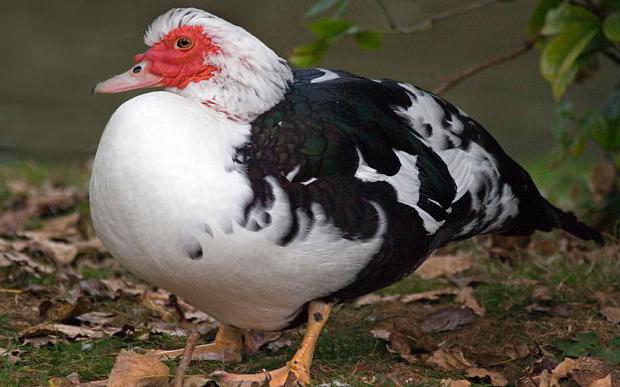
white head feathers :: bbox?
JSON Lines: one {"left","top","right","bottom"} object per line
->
{"left": 145, "top": 8, "right": 293, "bottom": 122}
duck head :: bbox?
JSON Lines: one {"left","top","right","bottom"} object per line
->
{"left": 94, "top": 8, "right": 293, "bottom": 121}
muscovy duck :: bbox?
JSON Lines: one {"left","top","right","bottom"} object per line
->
{"left": 91, "top": 7, "right": 603, "bottom": 386}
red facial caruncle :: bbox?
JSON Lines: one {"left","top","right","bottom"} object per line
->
{"left": 94, "top": 25, "right": 220, "bottom": 94}
{"left": 136, "top": 26, "right": 220, "bottom": 89}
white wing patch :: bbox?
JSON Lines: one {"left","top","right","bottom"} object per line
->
{"left": 354, "top": 149, "right": 445, "bottom": 233}
{"left": 311, "top": 69, "right": 340, "bottom": 84}
{"left": 394, "top": 83, "right": 519, "bottom": 235}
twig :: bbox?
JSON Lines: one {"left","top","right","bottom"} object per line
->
{"left": 168, "top": 294, "right": 187, "bottom": 322}
{"left": 375, "top": 0, "right": 397, "bottom": 30}
{"left": 0, "top": 288, "right": 23, "bottom": 294}
{"left": 433, "top": 40, "right": 535, "bottom": 95}
{"left": 379, "top": 0, "right": 504, "bottom": 34}
{"left": 604, "top": 50, "right": 620, "bottom": 66}
{"left": 172, "top": 330, "right": 201, "bottom": 387}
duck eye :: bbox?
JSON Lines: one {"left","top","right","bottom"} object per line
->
{"left": 175, "top": 36, "right": 194, "bottom": 50}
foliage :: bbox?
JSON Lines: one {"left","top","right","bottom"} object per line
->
{"left": 290, "top": 0, "right": 381, "bottom": 67}
{"left": 552, "top": 84, "right": 620, "bottom": 167}
{"left": 531, "top": 1, "right": 620, "bottom": 100}
{"left": 553, "top": 332, "right": 620, "bottom": 364}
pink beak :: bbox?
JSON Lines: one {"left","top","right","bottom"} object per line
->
{"left": 93, "top": 62, "right": 164, "bottom": 94}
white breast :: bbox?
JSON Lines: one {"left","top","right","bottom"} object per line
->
{"left": 90, "top": 92, "right": 385, "bottom": 331}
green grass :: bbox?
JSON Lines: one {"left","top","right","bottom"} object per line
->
{"left": 379, "top": 274, "right": 447, "bottom": 296}
{"left": 476, "top": 282, "right": 533, "bottom": 316}
{"left": 0, "top": 160, "right": 90, "bottom": 191}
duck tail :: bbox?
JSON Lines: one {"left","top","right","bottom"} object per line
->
{"left": 542, "top": 200, "right": 604, "bottom": 245}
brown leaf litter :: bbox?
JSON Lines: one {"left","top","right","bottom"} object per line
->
{"left": 39, "top": 296, "right": 92, "bottom": 322}
{"left": 414, "top": 252, "right": 474, "bottom": 279}
{"left": 356, "top": 286, "right": 485, "bottom": 316}
{"left": 421, "top": 306, "right": 477, "bottom": 333}
{"left": 600, "top": 306, "right": 620, "bottom": 324}
{"left": 426, "top": 347, "right": 474, "bottom": 370}
{"left": 441, "top": 379, "right": 472, "bottom": 387}
{"left": 0, "top": 346, "right": 23, "bottom": 365}
{"left": 107, "top": 350, "right": 169, "bottom": 387}
{"left": 466, "top": 367, "right": 508, "bottom": 386}
{"left": 519, "top": 357, "right": 620, "bottom": 387}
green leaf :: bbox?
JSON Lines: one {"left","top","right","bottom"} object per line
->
{"left": 554, "top": 332, "right": 601, "bottom": 358}
{"left": 528, "top": 0, "right": 561, "bottom": 38}
{"left": 604, "top": 11, "right": 620, "bottom": 42}
{"left": 290, "top": 39, "right": 330, "bottom": 67}
{"left": 576, "top": 332, "right": 600, "bottom": 346}
{"left": 540, "top": 28, "right": 598, "bottom": 99}
{"left": 305, "top": 0, "right": 343, "bottom": 18}
{"left": 541, "top": 3, "right": 599, "bottom": 36}
{"left": 602, "top": 0, "right": 620, "bottom": 11}
{"left": 554, "top": 339, "right": 592, "bottom": 357}
{"left": 591, "top": 347, "right": 620, "bottom": 365}
{"left": 354, "top": 30, "right": 382, "bottom": 50}
{"left": 585, "top": 111, "right": 620, "bottom": 152}
{"left": 604, "top": 85, "right": 620, "bottom": 119}
{"left": 570, "top": 133, "right": 587, "bottom": 156}
{"left": 309, "top": 19, "right": 353, "bottom": 39}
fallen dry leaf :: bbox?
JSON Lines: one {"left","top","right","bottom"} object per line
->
{"left": 0, "top": 347, "right": 23, "bottom": 364}
{"left": 20, "top": 322, "right": 105, "bottom": 340}
{"left": 400, "top": 288, "right": 458, "bottom": 303}
{"left": 600, "top": 307, "right": 620, "bottom": 324}
{"left": 39, "top": 213, "right": 81, "bottom": 238}
{"left": 0, "top": 186, "right": 80, "bottom": 235}
{"left": 149, "top": 322, "right": 191, "bottom": 337}
{"left": 242, "top": 330, "right": 282, "bottom": 354}
{"left": 455, "top": 287, "right": 485, "bottom": 316}
{"left": 48, "top": 372, "right": 82, "bottom": 387}
{"left": 532, "top": 286, "right": 553, "bottom": 302}
{"left": 100, "top": 277, "right": 146, "bottom": 297}
{"left": 79, "top": 279, "right": 119, "bottom": 300}
{"left": 76, "top": 311, "right": 116, "bottom": 326}
{"left": 421, "top": 306, "right": 476, "bottom": 333}
{"left": 571, "top": 358, "right": 619, "bottom": 387}
{"left": 39, "top": 296, "right": 92, "bottom": 322}
{"left": 415, "top": 253, "right": 473, "bottom": 279}
{"left": 589, "top": 374, "right": 612, "bottom": 387}
{"left": 182, "top": 376, "right": 213, "bottom": 387}
{"left": 0, "top": 246, "right": 54, "bottom": 276}
{"left": 370, "top": 328, "right": 391, "bottom": 341}
{"left": 538, "top": 357, "right": 620, "bottom": 387}
{"left": 385, "top": 363, "right": 425, "bottom": 386}
{"left": 526, "top": 303, "right": 572, "bottom": 318}
{"left": 370, "top": 327, "right": 417, "bottom": 363}
{"left": 426, "top": 347, "right": 474, "bottom": 371}
{"left": 354, "top": 293, "right": 401, "bottom": 306}
{"left": 107, "top": 350, "right": 169, "bottom": 387}
{"left": 22, "top": 336, "right": 61, "bottom": 348}
{"left": 466, "top": 367, "right": 508, "bottom": 386}
{"left": 441, "top": 379, "right": 471, "bottom": 387}
{"left": 18, "top": 231, "right": 79, "bottom": 265}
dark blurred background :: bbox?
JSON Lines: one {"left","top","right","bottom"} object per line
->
{"left": 0, "top": 0, "right": 616, "bottom": 163}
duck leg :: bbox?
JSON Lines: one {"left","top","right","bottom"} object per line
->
{"left": 212, "top": 301, "right": 332, "bottom": 386}
{"left": 154, "top": 323, "right": 242, "bottom": 363}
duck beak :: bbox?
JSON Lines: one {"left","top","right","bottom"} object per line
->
{"left": 93, "top": 62, "right": 164, "bottom": 94}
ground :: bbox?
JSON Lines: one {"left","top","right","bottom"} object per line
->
{"left": 0, "top": 161, "right": 618, "bottom": 386}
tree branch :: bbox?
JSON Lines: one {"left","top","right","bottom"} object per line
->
{"left": 379, "top": 0, "right": 504, "bottom": 34}
{"left": 604, "top": 50, "right": 620, "bottom": 66}
{"left": 433, "top": 40, "right": 535, "bottom": 95}
{"left": 375, "top": 0, "right": 397, "bottom": 30}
